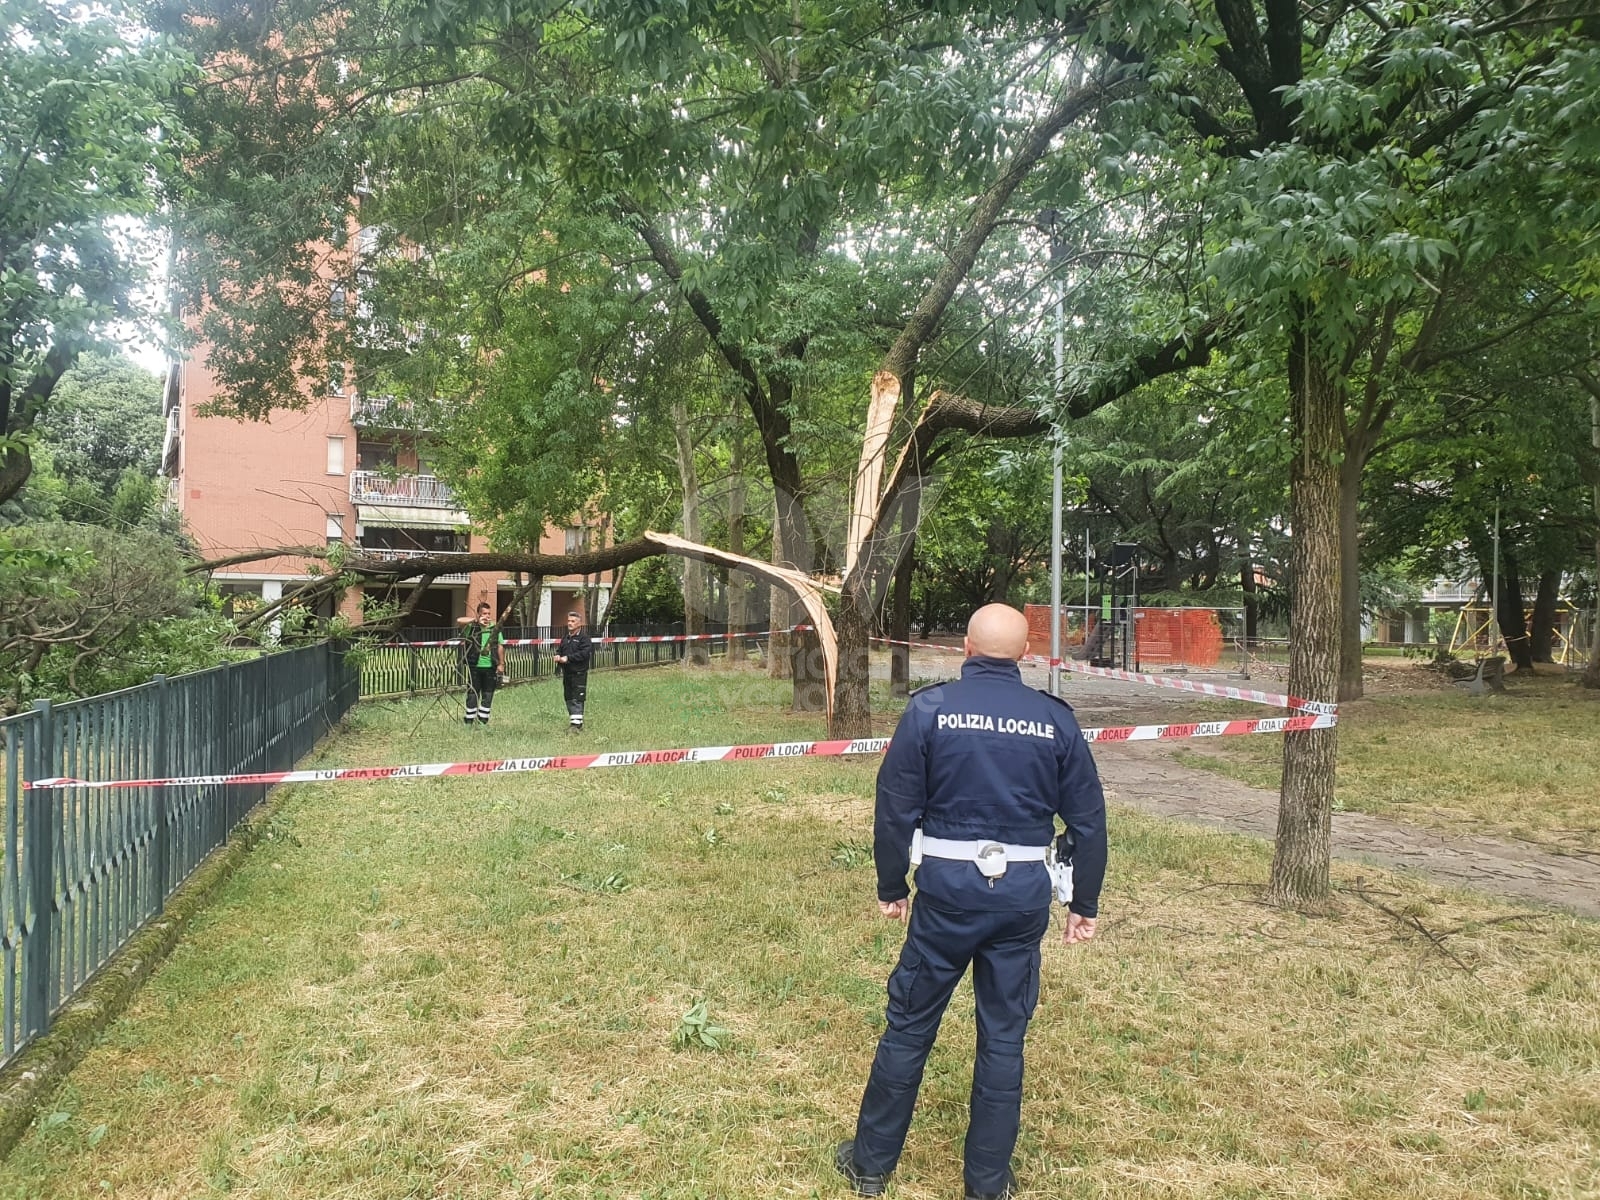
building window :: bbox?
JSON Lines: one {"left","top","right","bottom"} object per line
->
{"left": 326, "top": 436, "right": 346, "bottom": 475}
{"left": 329, "top": 363, "right": 347, "bottom": 396}
{"left": 362, "top": 526, "right": 467, "bottom": 553}
{"left": 564, "top": 526, "right": 586, "bottom": 555}
{"left": 329, "top": 285, "right": 346, "bottom": 319}
{"left": 357, "top": 439, "right": 397, "bottom": 471}
{"left": 326, "top": 513, "right": 345, "bottom": 543}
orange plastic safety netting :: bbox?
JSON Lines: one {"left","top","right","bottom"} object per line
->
{"left": 1025, "top": 605, "right": 1226, "bottom": 669}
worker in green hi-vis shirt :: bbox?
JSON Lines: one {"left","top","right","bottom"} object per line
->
{"left": 455, "top": 601, "right": 506, "bottom": 725}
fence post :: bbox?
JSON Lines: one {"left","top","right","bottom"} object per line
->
{"left": 21, "top": 700, "right": 56, "bottom": 1041}
{"left": 151, "top": 676, "right": 170, "bottom": 914}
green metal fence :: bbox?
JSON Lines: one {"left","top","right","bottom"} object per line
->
{"left": 0, "top": 642, "right": 359, "bottom": 1069}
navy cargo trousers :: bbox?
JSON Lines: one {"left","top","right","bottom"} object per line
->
{"left": 851, "top": 897, "right": 1051, "bottom": 1196}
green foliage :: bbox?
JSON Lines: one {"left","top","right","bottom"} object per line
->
{"left": 0, "top": 0, "right": 190, "bottom": 501}
{"left": 912, "top": 442, "right": 1056, "bottom": 630}
{"left": 671, "top": 1000, "right": 731, "bottom": 1052}
{"left": 0, "top": 523, "right": 244, "bottom": 713}
{"left": 30, "top": 353, "right": 166, "bottom": 520}
{"left": 607, "top": 557, "right": 686, "bottom": 625}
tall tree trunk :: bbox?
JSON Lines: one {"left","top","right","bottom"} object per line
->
{"left": 0, "top": 345, "right": 73, "bottom": 505}
{"left": 0, "top": 444, "right": 32, "bottom": 506}
{"left": 1162, "top": 551, "right": 1182, "bottom": 592}
{"left": 1240, "top": 545, "right": 1259, "bottom": 643}
{"left": 889, "top": 490, "right": 919, "bottom": 698}
{"left": 833, "top": 580, "right": 874, "bottom": 737}
{"left": 776, "top": 475, "right": 826, "bottom": 709}
{"left": 727, "top": 432, "right": 748, "bottom": 663}
{"left": 1493, "top": 545, "right": 1533, "bottom": 670}
{"left": 1337, "top": 452, "right": 1365, "bottom": 702}
{"left": 1268, "top": 316, "right": 1341, "bottom": 910}
{"left": 1584, "top": 389, "right": 1600, "bottom": 687}
{"left": 789, "top": 623, "right": 827, "bottom": 709}
{"left": 1529, "top": 568, "right": 1560, "bottom": 663}
{"left": 768, "top": 498, "right": 792, "bottom": 680}
{"left": 671, "top": 402, "right": 710, "bottom": 667}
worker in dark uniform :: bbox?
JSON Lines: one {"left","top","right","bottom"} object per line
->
{"left": 456, "top": 601, "right": 506, "bottom": 726}
{"left": 837, "top": 603, "right": 1107, "bottom": 1200}
{"left": 554, "top": 609, "right": 593, "bottom": 729}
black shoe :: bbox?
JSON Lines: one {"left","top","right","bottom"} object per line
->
{"left": 964, "top": 1168, "right": 1017, "bottom": 1200}
{"left": 835, "top": 1141, "right": 889, "bottom": 1196}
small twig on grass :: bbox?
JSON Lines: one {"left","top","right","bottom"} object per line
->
{"left": 1095, "top": 881, "right": 1267, "bottom": 937}
{"left": 1433, "top": 913, "right": 1550, "bottom": 939}
{"left": 1349, "top": 888, "right": 1475, "bottom": 973}
{"left": 1161, "top": 880, "right": 1265, "bottom": 906}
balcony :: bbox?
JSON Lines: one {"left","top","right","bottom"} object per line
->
{"left": 350, "top": 471, "right": 458, "bottom": 509}
{"left": 1419, "top": 578, "right": 1480, "bottom": 605}
{"left": 354, "top": 547, "right": 470, "bottom": 584}
{"left": 350, "top": 393, "right": 432, "bottom": 429}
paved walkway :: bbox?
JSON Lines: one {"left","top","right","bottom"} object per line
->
{"left": 887, "top": 647, "right": 1600, "bottom": 918}
{"left": 1094, "top": 745, "right": 1600, "bottom": 918}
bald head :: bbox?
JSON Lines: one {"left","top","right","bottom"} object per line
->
{"left": 964, "top": 604, "right": 1030, "bottom": 661}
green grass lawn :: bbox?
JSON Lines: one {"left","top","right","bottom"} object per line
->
{"left": 1175, "top": 666, "right": 1600, "bottom": 854}
{"left": 2, "top": 665, "right": 1597, "bottom": 1199}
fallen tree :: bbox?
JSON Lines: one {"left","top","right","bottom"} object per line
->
{"left": 189, "top": 531, "right": 843, "bottom": 716}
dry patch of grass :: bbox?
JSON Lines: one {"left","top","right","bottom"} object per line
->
{"left": 1, "top": 667, "right": 1596, "bottom": 1199}
{"left": 1174, "top": 666, "right": 1600, "bottom": 853}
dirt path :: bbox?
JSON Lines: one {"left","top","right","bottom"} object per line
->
{"left": 887, "top": 648, "right": 1600, "bottom": 918}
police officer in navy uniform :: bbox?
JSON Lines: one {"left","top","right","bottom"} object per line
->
{"left": 837, "top": 603, "right": 1107, "bottom": 1200}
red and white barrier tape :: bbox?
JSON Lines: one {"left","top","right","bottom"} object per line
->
{"left": 392, "top": 629, "right": 1335, "bottom": 716}
{"left": 867, "top": 636, "right": 1335, "bottom": 716}
{"left": 1033, "top": 658, "right": 1338, "bottom": 717}
{"left": 1081, "top": 712, "right": 1334, "bottom": 742}
{"left": 397, "top": 629, "right": 785, "bottom": 649}
{"left": 24, "top": 713, "right": 1335, "bottom": 791}
{"left": 873, "top": 634, "right": 964, "bottom": 653}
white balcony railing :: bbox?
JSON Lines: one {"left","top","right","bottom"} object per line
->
{"left": 355, "top": 546, "right": 470, "bottom": 583}
{"left": 349, "top": 470, "right": 458, "bottom": 509}
{"left": 350, "top": 392, "right": 436, "bottom": 429}
{"left": 1419, "top": 578, "right": 1481, "bottom": 604}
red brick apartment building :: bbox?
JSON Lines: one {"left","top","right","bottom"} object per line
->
{"left": 161, "top": 340, "right": 614, "bottom": 630}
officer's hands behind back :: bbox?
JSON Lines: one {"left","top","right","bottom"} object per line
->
{"left": 878, "top": 899, "right": 908, "bottom": 922}
{"left": 1064, "top": 912, "right": 1096, "bottom": 945}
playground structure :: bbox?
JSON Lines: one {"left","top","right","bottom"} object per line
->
{"left": 1447, "top": 602, "right": 1593, "bottom": 668}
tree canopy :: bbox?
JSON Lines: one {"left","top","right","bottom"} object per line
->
{"left": 0, "top": 0, "right": 188, "bottom": 503}
{"left": 1, "top": 0, "right": 1586, "bottom": 908}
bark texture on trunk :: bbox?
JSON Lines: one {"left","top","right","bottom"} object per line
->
{"left": 768, "top": 508, "right": 792, "bottom": 680}
{"left": 1585, "top": 390, "right": 1600, "bottom": 687}
{"left": 888, "top": 495, "right": 918, "bottom": 698}
{"left": 727, "top": 435, "right": 747, "bottom": 663}
{"left": 775, "top": 478, "right": 823, "bottom": 703}
{"left": 1492, "top": 546, "right": 1533, "bottom": 670}
{"left": 0, "top": 445, "right": 32, "bottom": 506}
{"left": 1268, "top": 320, "right": 1341, "bottom": 910}
{"left": 671, "top": 402, "right": 710, "bottom": 667}
{"left": 1241, "top": 549, "right": 1258, "bottom": 642}
{"left": 1337, "top": 454, "right": 1365, "bottom": 702}
{"left": 0, "top": 344, "right": 73, "bottom": 505}
{"left": 831, "top": 585, "right": 873, "bottom": 738}
{"left": 1530, "top": 568, "right": 1560, "bottom": 663}
{"left": 790, "top": 626, "right": 828, "bottom": 710}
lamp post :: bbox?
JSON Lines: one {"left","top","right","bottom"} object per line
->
{"left": 1491, "top": 500, "right": 1502, "bottom": 655}
{"left": 1042, "top": 210, "right": 1067, "bottom": 696}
